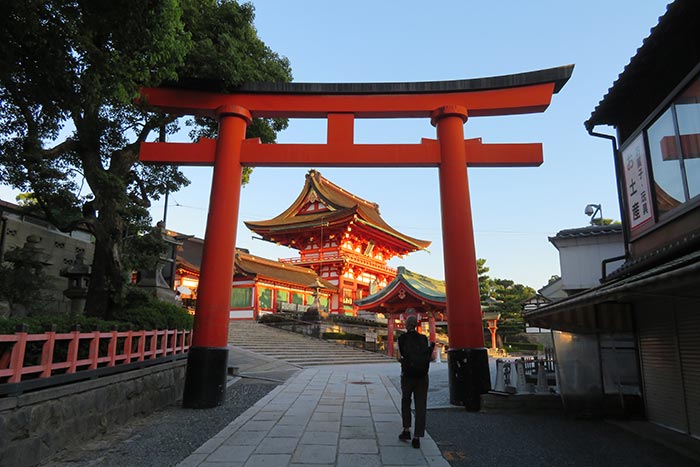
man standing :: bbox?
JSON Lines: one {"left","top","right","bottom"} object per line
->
{"left": 398, "top": 314, "right": 435, "bottom": 449}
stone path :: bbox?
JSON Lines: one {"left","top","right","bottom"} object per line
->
{"left": 177, "top": 363, "right": 448, "bottom": 467}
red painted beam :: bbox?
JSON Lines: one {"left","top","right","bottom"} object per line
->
{"left": 465, "top": 140, "right": 542, "bottom": 167}
{"left": 140, "top": 138, "right": 541, "bottom": 167}
{"left": 140, "top": 139, "right": 217, "bottom": 166}
{"left": 240, "top": 138, "right": 440, "bottom": 167}
{"left": 139, "top": 83, "right": 555, "bottom": 119}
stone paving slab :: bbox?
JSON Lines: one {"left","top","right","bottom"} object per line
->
{"left": 177, "top": 363, "right": 447, "bottom": 467}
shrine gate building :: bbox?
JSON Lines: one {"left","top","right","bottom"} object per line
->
{"left": 246, "top": 169, "right": 430, "bottom": 316}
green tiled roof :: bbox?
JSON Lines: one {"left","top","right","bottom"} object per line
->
{"left": 355, "top": 266, "right": 445, "bottom": 308}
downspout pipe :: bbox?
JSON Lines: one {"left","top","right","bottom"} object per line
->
{"left": 601, "top": 254, "right": 627, "bottom": 282}
{"left": 586, "top": 124, "right": 630, "bottom": 275}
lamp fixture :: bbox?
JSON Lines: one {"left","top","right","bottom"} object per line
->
{"left": 584, "top": 203, "right": 603, "bottom": 225}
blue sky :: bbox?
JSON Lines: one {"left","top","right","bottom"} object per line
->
{"left": 0, "top": 1, "right": 672, "bottom": 290}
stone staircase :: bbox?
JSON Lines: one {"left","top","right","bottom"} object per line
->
{"left": 228, "top": 321, "right": 395, "bottom": 367}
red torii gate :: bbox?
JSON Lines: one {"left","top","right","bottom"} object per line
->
{"left": 139, "top": 65, "right": 573, "bottom": 410}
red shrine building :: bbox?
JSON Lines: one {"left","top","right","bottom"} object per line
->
{"left": 245, "top": 170, "right": 431, "bottom": 316}
{"left": 172, "top": 169, "right": 429, "bottom": 319}
{"left": 173, "top": 236, "right": 336, "bottom": 320}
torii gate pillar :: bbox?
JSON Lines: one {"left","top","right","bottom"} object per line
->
{"left": 433, "top": 106, "right": 490, "bottom": 409}
{"left": 181, "top": 105, "right": 250, "bottom": 408}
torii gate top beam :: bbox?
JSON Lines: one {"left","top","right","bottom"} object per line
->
{"left": 140, "top": 65, "right": 573, "bottom": 119}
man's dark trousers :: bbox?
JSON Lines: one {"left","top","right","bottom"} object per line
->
{"left": 401, "top": 373, "right": 429, "bottom": 437}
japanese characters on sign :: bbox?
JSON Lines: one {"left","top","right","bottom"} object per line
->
{"left": 622, "top": 134, "right": 654, "bottom": 230}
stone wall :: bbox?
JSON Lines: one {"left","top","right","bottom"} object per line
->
{"left": 1, "top": 208, "right": 95, "bottom": 315}
{"left": 0, "top": 359, "right": 187, "bottom": 467}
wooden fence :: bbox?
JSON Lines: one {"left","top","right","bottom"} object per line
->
{"left": 0, "top": 325, "right": 191, "bottom": 386}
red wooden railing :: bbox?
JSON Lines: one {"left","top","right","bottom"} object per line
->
{"left": 0, "top": 326, "right": 191, "bottom": 384}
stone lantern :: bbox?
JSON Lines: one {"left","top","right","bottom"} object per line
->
{"left": 136, "top": 222, "right": 183, "bottom": 301}
{"left": 302, "top": 277, "right": 325, "bottom": 322}
{"left": 60, "top": 250, "right": 91, "bottom": 314}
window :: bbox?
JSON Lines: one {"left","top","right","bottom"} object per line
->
{"left": 676, "top": 79, "right": 700, "bottom": 199}
{"left": 258, "top": 287, "right": 272, "bottom": 310}
{"left": 646, "top": 75, "right": 700, "bottom": 216}
{"left": 319, "top": 295, "right": 329, "bottom": 311}
{"left": 230, "top": 287, "right": 252, "bottom": 308}
{"left": 291, "top": 292, "right": 304, "bottom": 305}
{"left": 276, "top": 289, "right": 289, "bottom": 304}
{"left": 648, "top": 108, "right": 685, "bottom": 215}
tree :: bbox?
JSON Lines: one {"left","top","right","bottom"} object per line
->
{"left": 477, "top": 258, "right": 492, "bottom": 301}
{"left": 0, "top": 238, "right": 49, "bottom": 315}
{"left": 476, "top": 259, "right": 536, "bottom": 342}
{"left": 489, "top": 279, "right": 536, "bottom": 341}
{"left": 0, "top": 1, "right": 292, "bottom": 319}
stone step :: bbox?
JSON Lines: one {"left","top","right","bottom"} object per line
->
{"left": 228, "top": 321, "right": 394, "bottom": 367}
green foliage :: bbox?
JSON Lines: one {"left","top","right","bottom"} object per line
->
{"left": 115, "top": 286, "right": 194, "bottom": 330}
{"left": 122, "top": 227, "right": 168, "bottom": 273}
{"left": 478, "top": 259, "right": 536, "bottom": 341}
{"left": 0, "top": 290, "right": 192, "bottom": 334}
{"left": 477, "top": 258, "right": 491, "bottom": 301}
{"left": 591, "top": 218, "right": 620, "bottom": 226}
{"left": 0, "top": 315, "right": 124, "bottom": 335}
{"left": 0, "top": 0, "right": 292, "bottom": 318}
{"left": 0, "top": 243, "right": 49, "bottom": 314}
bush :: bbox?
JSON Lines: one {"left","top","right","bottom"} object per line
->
{"left": 0, "top": 287, "right": 194, "bottom": 334}
{"left": 0, "top": 314, "right": 124, "bottom": 335}
{"left": 114, "top": 300, "right": 193, "bottom": 331}
{"left": 322, "top": 331, "right": 364, "bottom": 341}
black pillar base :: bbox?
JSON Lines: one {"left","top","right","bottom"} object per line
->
{"left": 448, "top": 347, "right": 491, "bottom": 412}
{"left": 182, "top": 346, "right": 229, "bottom": 409}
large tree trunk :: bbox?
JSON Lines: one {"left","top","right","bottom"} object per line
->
{"left": 84, "top": 198, "right": 126, "bottom": 320}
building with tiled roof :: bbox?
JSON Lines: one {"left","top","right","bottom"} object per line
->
{"left": 231, "top": 250, "right": 336, "bottom": 320}
{"left": 355, "top": 267, "right": 501, "bottom": 355}
{"left": 355, "top": 266, "right": 446, "bottom": 314}
{"left": 548, "top": 224, "right": 625, "bottom": 295}
{"left": 172, "top": 235, "right": 335, "bottom": 321}
{"left": 245, "top": 170, "right": 431, "bottom": 315}
{"left": 525, "top": 0, "right": 700, "bottom": 434}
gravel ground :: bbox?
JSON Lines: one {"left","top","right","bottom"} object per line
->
{"left": 390, "top": 364, "right": 698, "bottom": 467}
{"left": 41, "top": 378, "right": 278, "bottom": 467}
{"left": 426, "top": 409, "right": 699, "bottom": 467}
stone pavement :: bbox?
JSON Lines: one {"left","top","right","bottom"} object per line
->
{"left": 176, "top": 361, "right": 447, "bottom": 467}
{"left": 171, "top": 344, "right": 700, "bottom": 467}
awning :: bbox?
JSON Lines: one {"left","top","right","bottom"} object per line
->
{"left": 524, "top": 250, "right": 700, "bottom": 330}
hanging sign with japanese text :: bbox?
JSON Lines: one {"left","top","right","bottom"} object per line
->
{"left": 622, "top": 134, "right": 654, "bottom": 230}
